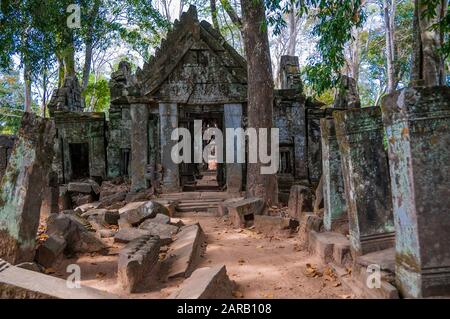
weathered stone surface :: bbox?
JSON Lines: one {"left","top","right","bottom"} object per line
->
{"left": 313, "top": 175, "right": 324, "bottom": 213}
{"left": 149, "top": 213, "right": 171, "bottom": 225}
{"left": 159, "top": 103, "right": 180, "bottom": 193}
{"left": 308, "top": 231, "right": 350, "bottom": 264}
{"left": 0, "top": 113, "right": 55, "bottom": 264}
{"left": 254, "top": 215, "right": 293, "bottom": 235}
{"left": 165, "top": 224, "right": 206, "bottom": 279}
{"left": 74, "top": 202, "right": 101, "bottom": 214}
{"left": 72, "top": 194, "right": 94, "bottom": 207}
{"left": 52, "top": 111, "right": 107, "bottom": 182}
{"left": 320, "top": 116, "right": 348, "bottom": 232}
{"left": 114, "top": 228, "right": 152, "bottom": 244}
{"left": 46, "top": 213, "right": 107, "bottom": 254}
{"left": 118, "top": 200, "right": 166, "bottom": 226}
{"left": 287, "top": 185, "right": 313, "bottom": 220}
{"left": 334, "top": 107, "right": 395, "bottom": 256}
{"left": 47, "top": 76, "right": 83, "bottom": 115}
{"left": 68, "top": 182, "right": 94, "bottom": 194}
{"left": 98, "top": 191, "right": 127, "bottom": 209}
{"left": 118, "top": 235, "right": 160, "bottom": 293}
{"left": 0, "top": 259, "right": 118, "bottom": 299}
{"left": 218, "top": 197, "right": 245, "bottom": 216}
{"left": 130, "top": 104, "right": 149, "bottom": 192}
{"left": 298, "top": 213, "right": 323, "bottom": 249}
{"left": 82, "top": 209, "right": 120, "bottom": 225}
{"left": 139, "top": 220, "right": 178, "bottom": 242}
{"left": 381, "top": 86, "right": 450, "bottom": 298}
{"left": 170, "top": 265, "right": 234, "bottom": 299}
{"left": 279, "top": 55, "right": 303, "bottom": 91}
{"left": 35, "top": 235, "right": 66, "bottom": 268}
{"left": 224, "top": 103, "right": 243, "bottom": 194}
{"left": 227, "top": 197, "right": 263, "bottom": 228}
{"left": 0, "top": 135, "right": 15, "bottom": 181}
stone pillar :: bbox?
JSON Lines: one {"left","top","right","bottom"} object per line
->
{"left": 0, "top": 113, "right": 55, "bottom": 264}
{"left": 224, "top": 104, "right": 243, "bottom": 194}
{"left": 334, "top": 107, "right": 395, "bottom": 256}
{"left": 130, "top": 104, "right": 149, "bottom": 192}
{"left": 306, "top": 108, "right": 324, "bottom": 184}
{"left": 159, "top": 103, "right": 180, "bottom": 193}
{"left": 320, "top": 116, "right": 347, "bottom": 232}
{"left": 279, "top": 55, "right": 302, "bottom": 91}
{"left": 381, "top": 86, "right": 450, "bottom": 298}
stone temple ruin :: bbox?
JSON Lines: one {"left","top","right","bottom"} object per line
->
{"left": 0, "top": 6, "right": 449, "bottom": 299}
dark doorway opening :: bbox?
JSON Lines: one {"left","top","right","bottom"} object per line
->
{"left": 69, "top": 143, "right": 90, "bottom": 180}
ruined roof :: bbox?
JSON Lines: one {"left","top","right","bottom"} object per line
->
{"left": 135, "top": 5, "right": 248, "bottom": 104}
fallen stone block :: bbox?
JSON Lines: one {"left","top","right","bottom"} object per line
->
{"left": 288, "top": 185, "right": 313, "bottom": 220}
{"left": 74, "top": 202, "right": 101, "bottom": 214}
{"left": 118, "top": 200, "right": 168, "bottom": 226}
{"left": 150, "top": 213, "right": 171, "bottom": 224}
{"left": 153, "top": 199, "right": 177, "bottom": 216}
{"left": 0, "top": 259, "right": 119, "bottom": 299}
{"left": 139, "top": 220, "right": 178, "bottom": 243}
{"left": 35, "top": 235, "right": 66, "bottom": 268}
{"left": 82, "top": 209, "right": 120, "bottom": 225}
{"left": 46, "top": 213, "right": 107, "bottom": 254}
{"left": 308, "top": 231, "right": 349, "bottom": 264}
{"left": 118, "top": 235, "right": 160, "bottom": 293}
{"left": 97, "top": 191, "right": 127, "bottom": 209}
{"left": 114, "top": 228, "right": 152, "bottom": 244}
{"left": 72, "top": 194, "right": 94, "bottom": 207}
{"left": 165, "top": 224, "right": 206, "bottom": 279}
{"left": 218, "top": 197, "right": 244, "bottom": 216}
{"left": 254, "top": 215, "right": 294, "bottom": 235}
{"left": 98, "top": 229, "right": 117, "bottom": 238}
{"left": 170, "top": 265, "right": 234, "bottom": 299}
{"left": 58, "top": 186, "right": 72, "bottom": 211}
{"left": 99, "top": 181, "right": 129, "bottom": 200}
{"left": 68, "top": 182, "right": 94, "bottom": 194}
{"left": 227, "top": 197, "right": 263, "bottom": 228}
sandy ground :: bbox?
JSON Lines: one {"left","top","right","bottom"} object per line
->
{"left": 52, "top": 215, "right": 353, "bottom": 299}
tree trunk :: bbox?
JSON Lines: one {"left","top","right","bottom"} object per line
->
{"left": 24, "top": 62, "right": 32, "bottom": 112}
{"left": 210, "top": 0, "right": 220, "bottom": 30}
{"left": 287, "top": 7, "right": 297, "bottom": 56}
{"left": 221, "top": 0, "right": 242, "bottom": 30}
{"left": 241, "top": 0, "right": 278, "bottom": 207}
{"left": 383, "top": 0, "right": 397, "bottom": 93}
{"left": 414, "top": 0, "right": 447, "bottom": 86}
{"left": 410, "top": 0, "right": 423, "bottom": 83}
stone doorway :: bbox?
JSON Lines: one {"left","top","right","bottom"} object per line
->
{"left": 179, "top": 109, "right": 225, "bottom": 192}
{"left": 69, "top": 143, "right": 90, "bottom": 180}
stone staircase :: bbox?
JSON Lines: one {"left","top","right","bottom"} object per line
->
{"left": 158, "top": 191, "right": 231, "bottom": 214}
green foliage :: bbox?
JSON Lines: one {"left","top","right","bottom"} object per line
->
{"left": 83, "top": 74, "right": 110, "bottom": 113}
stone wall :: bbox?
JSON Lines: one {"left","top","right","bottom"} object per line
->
{"left": 0, "top": 135, "right": 16, "bottom": 181}
{"left": 53, "top": 112, "right": 107, "bottom": 183}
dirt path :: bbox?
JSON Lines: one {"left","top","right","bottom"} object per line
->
{"left": 52, "top": 215, "right": 353, "bottom": 299}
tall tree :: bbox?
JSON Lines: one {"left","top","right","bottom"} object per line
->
{"left": 241, "top": 0, "right": 278, "bottom": 206}
{"left": 411, "top": 0, "right": 448, "bottom": 86}
{"left": 383, "top": 0, "right": 397, "bottom": 93}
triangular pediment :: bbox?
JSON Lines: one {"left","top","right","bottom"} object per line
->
{"left": 136, "top": 6, "right": 247, "bottom": 105}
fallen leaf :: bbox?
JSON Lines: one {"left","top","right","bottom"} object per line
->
{"left": 233, "top": 291, "right": 244, "bottom": 298}
{"left": 44, "top": 268, "right": 56, "bottom": 274}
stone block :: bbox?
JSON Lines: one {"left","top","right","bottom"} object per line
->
{"left": 165, "top": 224, "right": 206, "bottom": 279}
{"left": 0, "top": 259, "right": 118, "bottom": 299}
{"left": 254, "top": 215, "right": 292, "bottom": 235}
{"left": 118, "top": 200, "right": 166, "bottom": 226}
{"left": 287, "top": 185, "right": 313, "bottom": 220}
{"left": 118, "top": 235, "right": 160, "bottom": 293}
{"left": 139, "top": 221, "right": 178, "bottom": 243}
{"left": 68, "top": 182, "right": 94, "bottom": 194}
{"left": 82, "top": 209, "right": 120, "bottom": 225}
{"left": 170, "top": 265, "right": 234, "bottom": 299}
{"left": 97, "top": 191, "right": 127, "bottom": 209}
{"left": 320, "top": 116, "right": 347, "bottom": 232}
{"left": 381, "top": 86, "right": 450, "bottom": 298}
{"left": 308, "top": 231, "right": 349, "bottom": 264}
{"left": 35, "top": 235, "right": 66, "bottom": 269}
{"left": 334, "top": 107, "right": 395, "bottom": 256}
{"left": 114, "top": 228, "right": 152, "bottom": 244}
{"left": 0, "top": 113, "right": 55, "bottom": 264}
{"left": 226, "top": 197, "right": 263, "bottom": 228}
